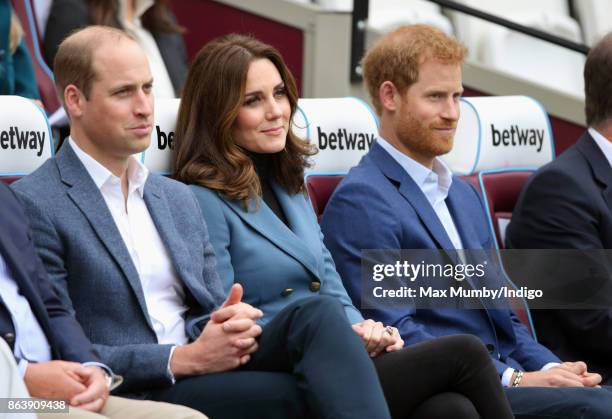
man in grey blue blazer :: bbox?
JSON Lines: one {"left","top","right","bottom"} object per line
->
{"left": 13, "top": 26, "right": 392, "bottom": 419}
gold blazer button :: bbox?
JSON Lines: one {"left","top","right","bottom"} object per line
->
{"left": 309, "top": 282, "right": 321, "bottom": 292}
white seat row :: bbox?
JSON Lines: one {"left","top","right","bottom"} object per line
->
{"left": 0, "top": 95, "right": 552, "bottom": 179}
{"left": 314, "top": 0, "right": 588, "bottom": 97}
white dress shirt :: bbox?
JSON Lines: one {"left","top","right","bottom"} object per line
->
{"left": 588, "top": 127, "right": 612, "bottom": 169}
{"left": 119, "top": 0, "right": 176, "bottom": 98}
{"left": 377, "top": 137, "right": 559, "bottom": 385}
{"left": 0, "top": 254, "right": 52, "bottom": 376}
{"left": 377, "top": 137, "right": 464, "bottom": 250}
{"left": 69, "top": 139, "right": 188, "bottom": 346}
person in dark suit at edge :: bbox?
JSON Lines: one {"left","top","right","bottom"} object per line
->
{"left": 0, "top": 181, "right": 205, "bottom": 419}
{"left": 506, "top": 32, "right": 612, "bottom": 383}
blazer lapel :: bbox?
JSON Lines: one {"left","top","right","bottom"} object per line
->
{"left": 447, "top": 183, "right": 514, "bottom": 333}
{"left": 222, "top": 190, "right": 321, "bottom": 279}
{"left": 56, "top": 145, "right": 150, "bottom": 324}
{"left": 370, "top": 143, "right": 459, "bottom": 263}
{"left": 143, "top": 177, "right": 215, "bottom": 307}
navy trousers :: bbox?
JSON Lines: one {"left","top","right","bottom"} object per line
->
{"left": 506, "top": 385, "right": 612, "bottom": 419}
{"left": 150, "top": 296, "right": 390, "bottom": 419}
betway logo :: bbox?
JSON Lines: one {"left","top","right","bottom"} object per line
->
{"left": 0, "top": 127, "right": 46, "bottom": 156}
{"left": 317, "top": 126, "right": 374, "bottom": 151}
{"left": 491, "top": 124, "right": 545, "bottom": 152}
{"left": 156, "top": 125, "right": 174, "bottom": 150}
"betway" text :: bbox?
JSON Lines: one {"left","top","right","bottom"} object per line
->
{"left": 0, "top": 127, "right": 46, "bottom": 156}
{"left": 491, "top": 124, "right": 545, "bottom": 152}
{"left": 317, "top": 127, "right": 374, "bottom": 151}
{"left": 156, "top": 126, "right": 174, "bottom": 150}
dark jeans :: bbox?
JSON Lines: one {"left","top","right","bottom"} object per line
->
{"left": 150, "top": 296, "right": 390, "bottom": 419}
{"left": 373, "top": 334, "right": 514, "bottom": 419}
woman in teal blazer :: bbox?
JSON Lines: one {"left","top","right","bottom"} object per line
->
{"left": 173, "top": 33, "right": 513, "bottom": 419}
{"left": 0, "top": 1, "right": 39, "bottom": 99}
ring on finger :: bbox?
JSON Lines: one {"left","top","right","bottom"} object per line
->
{"left": 384, "top": 326, "right": 394, "bottom": 335}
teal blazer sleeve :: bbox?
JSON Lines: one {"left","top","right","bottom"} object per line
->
{"left": 190, "top": 185, "right": 364, "bottom": 326}
{"left": 0, "top": 1, "right": 39, "bottom": 99}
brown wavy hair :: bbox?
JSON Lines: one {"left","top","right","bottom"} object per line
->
{"left": 87, "top": 0, "right": 182, "bottom": 33}
{"left": 173, "top": 34, "right": 315, "bottom": 209}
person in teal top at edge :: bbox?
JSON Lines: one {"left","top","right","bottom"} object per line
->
{"left": 0, "top": 0, "right": 40, "bottom": 100}
{"left": 172, "top": 33, "right": 513, "bottom": 419}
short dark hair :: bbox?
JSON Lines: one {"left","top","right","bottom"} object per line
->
{"left": 584, "top": 32, "right": 612, "bottom": 126}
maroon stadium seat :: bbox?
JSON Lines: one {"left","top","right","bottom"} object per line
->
{"left": 306, "top": 175, "right": 344, "bottom": 222}
{"left": 477, "top": 170, "right": 534, "bottom": 249}
{"left": 476, "top": 169, "right": 537, "bottom": 337}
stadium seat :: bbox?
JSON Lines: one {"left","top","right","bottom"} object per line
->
{"left": 448, "top": 0, "right": 584, "bottom": 96}
{"left": 306, "top": 174, "right": 343, "bottom": 221}
{"left": 478, "top": 169, "right": 538, "bottom": 337}
{"left": 294, "top": 97, "right": 378, "bottom": 173}
{"left": 0, "top": 95, "right": 54, "bottom": 184}
{"left": 368, "top": 0, "right": 453, "bottom": 34}
{"left": 477, "top": 169, "right": 534, "bottom": 249}
{"left": 141, "top": 98, "right": 180, "bottom": 174}
{"left": 446, "top": 96, "right": 555, "bottom": 249}
{"left": 444, "top": 95, "right": 557, "bottom": 338}
{"left": 315, "top": 0, "right": 453, "bottom": 34}
{"left": 573, "top": 0, "right": 612, "bottom": 46}
{"left": 294, "top": 97, "right": 378, "bottom": 217}
{"left": 448, "top": 0, "right": 571, "bottom": 54}
{"left": 442, "top": 95, "right": 555, "bottom": 174}
{"left": 479, "top": 14, "right": 584, "bottom": 97}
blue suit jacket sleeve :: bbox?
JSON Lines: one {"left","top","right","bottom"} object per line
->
{"left": 509, "top": 311, "right": 560, "bottom": 371}
{"left": 321, "top": 181, "right": 437, "bottom": 344}
{"left": 13, "top": 188, "right": 175, "bottom": 392}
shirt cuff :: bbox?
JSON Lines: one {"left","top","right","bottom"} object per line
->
{"left": 167, "top": 345, "right": 177, "bottom": 384}
{"left": 82, "top": 361, "right": 114, "bottom": 377}
{"left": 501, "top": 367, "right": 516, "bottom": 387}
{"left": 541, "top": 362, "right": 561, "bottom": 371}
{"left": 17, "top": 359, "right": 28, "bottom": 377}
